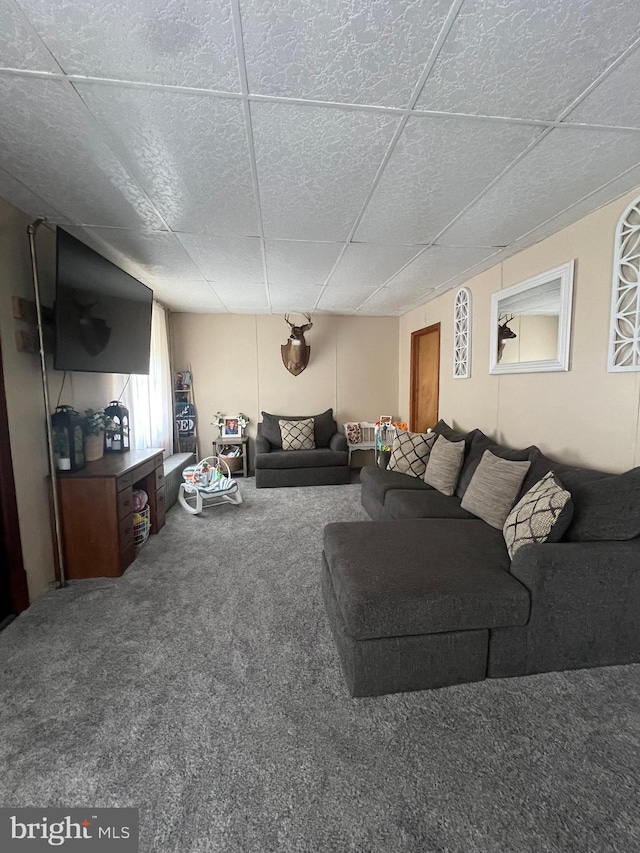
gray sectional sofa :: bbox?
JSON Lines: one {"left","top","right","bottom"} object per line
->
{"left": 255, "top": 409, "right": 350, "bottom": 488}
{"left": 322, "top": 420, "right": 640, "bottom": 697}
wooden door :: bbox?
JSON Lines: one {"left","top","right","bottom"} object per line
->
{"left": 410, "top": 324, "right": 440, "bottom": 432}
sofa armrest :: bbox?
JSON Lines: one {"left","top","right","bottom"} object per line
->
{"left": 329, "top": 432, "right": 348, "bottom": 452}
{"left": 255, "top": 434, "right": 272, "bottom": 454}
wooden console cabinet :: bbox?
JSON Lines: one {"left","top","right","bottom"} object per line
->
{"left": 56, "top": 448, "right": 166, "bottom": 579}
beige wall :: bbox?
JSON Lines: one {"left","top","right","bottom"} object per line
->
{"left": 0, "top": 198, "right": 113, "bottom": 600}
{"left": 170, "top": 313, "right": 399, "bottom": 465}
{"left": 399, "top": 188, "right": 640, "bottom": 473}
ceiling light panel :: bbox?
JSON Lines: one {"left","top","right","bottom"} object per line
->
{"left": 265, "top": 240, "right": 343, "bottom": 286}
{"left": 75, "top": 85, "right": 258, "bottom": 236}
{"left": 566, "top": 49, "right": 640, "bottom": 128}
{"left": 78, "top": 227, "right": 203, "bottom": 281}
{"left": 0, "top": 76, "right": 164, "bottom": 228}
{"left": 251, "top": 102, "right": 400, "bottom": 241}
{"left": 240, "top": 0, "right": 453, "bottom": 107}
{"left": 150, "top": 280, "right": 227, "bottom": 313}
{"left": 328, "top": 243, "right": 422, "bottom": 289}
{"left": 416, "top": 0, "right": 640, "bottom": 121}
{"left": 176, "top": 233, "right": 264, "bottom": 283}
{"left": 0, "top": 0, "right": 60, "bottom": 71}
{"left": 209, "top": 282, "right": 269, "bottom": 312}
{"left": 443, "top": 127, "right": 640, "bottom": 247}
{"left": 20, "top": 0, "right": 240, "bottom": 90}
{"left": 355, "top": 116, "right": 542, "bottom": 244}
{"left": 383, "top": 245, "right": 497, "bottom": 294}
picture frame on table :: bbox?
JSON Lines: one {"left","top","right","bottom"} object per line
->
{"left": 222, "top": 416, "right": 240, "bottom": 438}
{"left": 379, "top": 415, "right": 393, "bottom": 425}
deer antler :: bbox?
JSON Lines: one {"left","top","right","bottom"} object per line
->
{"left": 299, "top": 312, "right": 313, "bottom": 332}
{"left": 284, "top": 314, "right": 294, "bottom": 328}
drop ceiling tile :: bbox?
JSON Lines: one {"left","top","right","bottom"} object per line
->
{"left": 0, "top": 76, "right": 164, "bottom": 228}
{"left": 268, "top": 284, "right": 323, "bottom": 312}
{"left": 175, "top": 233, "right": 263, "bottom": 283}
{"left": 317, "top": 285, "right": 380, "bottom": 312}
{"left": 241, "top": 0, "right": 452, "bottom": 107}
{"left": 75, "top": 85, "right": 258, "bottom": 236}
{"left": 251, "top": 102, "right": 400, "bottom": 240}
{"left": 79, "top": 227, "right": 203, "bottom": 281}
{"left": 386, "top": 246, "right": 498, "bottom": 295}
{"left": 356, "top": 116, "right": 542, "bottom": 243}
{"left": 416, "top": 0, "right": 640, "bottom": 120}
{"left": 209, "top": 282, "right": 269, "bottom": 312}
{"left": 328, "top": 243, "right": 421, "bottom": 289}
{"left": 0, "top": 166, "right": 68, "bottom": 221}
{"left": 443, "top": 127, "right": 640, "bottom": 246}
{"left": 20, "top": 0, "right": 240, "bottom": 90}
{"left": 265, "top": 240, "right": 343, "bottom": 286}
{"left": 0, "top": 0, "right": 59, "bottom": 71}
{"left": 566, "top": 49, "right": 640, "bottom": 128}
{"left": 151, "top": 280, "right": 226, "bottom": 313}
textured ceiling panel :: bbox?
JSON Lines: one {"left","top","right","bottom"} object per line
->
{"left": 0, "top": 166, "right": 68, "bottom": 222}
{"left": 443, "top": 127, "right": 640, "bottom": 246}
{"left": 268, "top": 284, "right": 323, "bottom": 312}
{"left": 210, "top": 282, "right": 269, "bottom": 312}
{"left": 241, "top": 0, "right": 452, "bottom": 107}
{"left": 416, "top": 0, "right": 640, "bottom": 120}
{"left": 0, "top": 0, "right": 59, "bottom": 71}
{"left": 79, "top": 227, "right": 203, "bottom": 281}
{"left": 151, "top": 280, "right": 226, "bottom": 313}
{"left": 176, "top": 233, "right": 264, "bottom": 282}
{"left": 383, "top": 246, "right": 497, "bottom": 296}
{"left": 355, "top": 116, "right": 542, "bottom": 244}
{"left": 251, "top": 102, "right": 400, "bottom": 240}
{"left": 20, "top": 0, "right": 240, "bottom": 90}
{"left": 0, "top": 76, "right": 165, "bottom": 228}
{"left": 328, "top": 243, "right": 421, "bottom": 289}
{"left": 265, "top": 240, "right": 343, "bottom": 286}
{"left": 567, "top": 49, "right": 640, "bottom": 128}
{"left": 317, "top": 285, "right": 379, "bottom": 312}
{"left": 76, "top": 85, "right": 259, "bottom": 236}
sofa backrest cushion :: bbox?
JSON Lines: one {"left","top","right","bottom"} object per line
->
{"left": 503, "top": 471, "right": 574, "bottom": 558}
{"left": 563, "top": 466, "right": 640, "bottom": 541}
{"left": 424, "top": 435, "right": 465, "bottom": 496}
{"left": 260, "top": 408, "right": 335, "bottom": 448}
{"left": 461, "top": 450, "right": 531, "bottom": 530}
{"left": 432, "top": 419, "right": 475, "bottom": 449}
{"left": 387, "top": 430, "right": 437, "bottom": 478}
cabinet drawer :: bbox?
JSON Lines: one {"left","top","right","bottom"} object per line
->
{"left": 117, "top": 472, "right": 132, "bottom": 492}
{"left": 134, "top": 459, "right": 155, "bottom": 481}
{"left": 117, "top": 487, "right": 133, "bottom": 520}
{"left": 119, "top": 513, "right": 134, "bottom": 550}
{"left": 154, "top": 467, "right": 165, "bottom": 489}
{"left": 153, "top": 453, "right": 163, "bottom": 469}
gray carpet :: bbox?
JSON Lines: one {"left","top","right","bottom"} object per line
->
{"left": 2, "top": 478, "right": 640, "bottom": 852}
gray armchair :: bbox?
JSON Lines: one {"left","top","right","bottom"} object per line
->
{"left": 255, "top": 409, "right": 350, "bottom": 488}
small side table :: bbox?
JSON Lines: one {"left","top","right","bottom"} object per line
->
{"left": 213, "top": 435, "right": 249, "bottom": 477}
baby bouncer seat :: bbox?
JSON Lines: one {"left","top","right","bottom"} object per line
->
{"left": 178, "top": 456, "right": 243, "bottom": 515}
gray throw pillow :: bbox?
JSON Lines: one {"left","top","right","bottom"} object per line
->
{"left": 503, "top": 471, "right": 574, "bottom": 559}
{"left": 279, "top": 418, "right": 315, "bottom": 451}
{"left": 564, "top": 466, "right": 640, "bottom": 541}
{"left": 423, "top": 435, "right": 465, "bottom": 496}
{"left": 388, "top": 430, "right": 437, "bottom": 478}
{"left": 461, "top": 450, "right": 531, "bottom": 530}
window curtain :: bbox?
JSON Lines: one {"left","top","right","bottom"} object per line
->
{"left": 111, "top": 301, "right": 173, "bottom": 454}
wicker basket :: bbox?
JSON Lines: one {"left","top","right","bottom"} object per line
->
{"left": 133, "top": 505, "right": 151, "bottom": 547}
{"left": 219, "top": 452, "right": 242, "bottom": 473}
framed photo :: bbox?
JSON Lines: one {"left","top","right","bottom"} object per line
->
{"left": 379, "top": 415, "right": 393, "bottom": 425}
{"left": 222, "top": 416, "right": 240, "bottom": 438}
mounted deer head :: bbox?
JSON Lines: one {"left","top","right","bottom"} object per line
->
{"left": 497, "top": 314, "right": 517, "bottom": 363}
{"left": 281, "top": 313, "right": 313, "bottom": 376}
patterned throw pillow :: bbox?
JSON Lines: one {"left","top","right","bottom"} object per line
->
{"left": 345, "top": 423, "right": 361, "bottom": 444}
{"left": 388, "top": 430, "right": 437, "bottom": 478}
{"left": 461, "top": 450, "right": 531, "bottom": 529}
{"left": 279, "top": 418, "right": 315, "bottom": 451}
{"left": 423, "top": 435, "right": 466, "bottom": 496}
{"left": 503, "top": 471, "right": 574, "bottom": 559}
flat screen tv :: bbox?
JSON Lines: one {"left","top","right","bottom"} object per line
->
{"left": 54, "top": 228, "right": 153, "bottom": 375}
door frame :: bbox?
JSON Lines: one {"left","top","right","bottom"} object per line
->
{"left": 0, "top": 342, "right": 29, "bottom": 619}
{"left": 410, "top": 323, "right": 440, "bottom": 432}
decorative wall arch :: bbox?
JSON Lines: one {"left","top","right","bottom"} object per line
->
{"left": 609, "top": 197, "right": 640, "bottom": 371}
{"left": 453, "top": 287, "right": 472, "bottom": 379}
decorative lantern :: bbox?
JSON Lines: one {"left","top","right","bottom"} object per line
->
{"left": 104, "top": 400, "right": 130, "bottom": 453}
{"left": 50, "top": 406, "right": 85, "bottom": 471}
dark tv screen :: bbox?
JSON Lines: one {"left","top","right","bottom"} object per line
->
{"left": 54, "top": 229, "right": 153, "bottom": 375}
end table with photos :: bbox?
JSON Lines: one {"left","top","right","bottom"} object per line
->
{"left": 213, "top": 435, "right": 249, "bottom": 478}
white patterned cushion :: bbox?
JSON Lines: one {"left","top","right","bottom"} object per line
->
{"left": 345, "top": 423, "right": 361, "bottom": 444}
{"left": 388, "top": 430, "right": 437, "bottom": 478}
{"left": 503, "top": 471, "right": 573, "bottom": 559}
{"left": 279, "top": 418, "right": 315, "bottom": 451}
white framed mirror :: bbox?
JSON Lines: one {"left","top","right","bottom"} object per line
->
{"left": 489, "top": 261, "right": 574, "bottom": 374}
